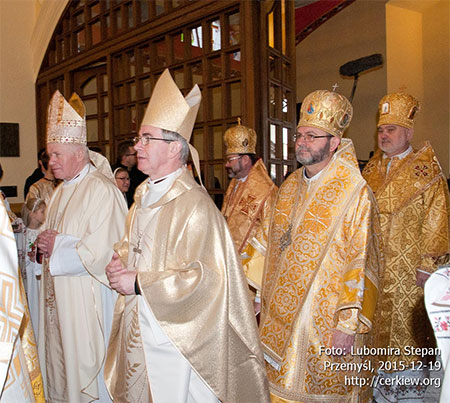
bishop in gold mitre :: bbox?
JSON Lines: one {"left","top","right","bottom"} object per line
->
{"left": 36, "top": 90, "right": 127, "bottom": 402}
{"left": 260, "top": 89, "right": 382, "bottom": 402}
{"left": 363, "top": 92, "right": 450, "bottom": 402}
{"left": 104, "top": 69, "right": 270, "bottom": 403}
{"left": 221, "top": 119, "right": 277, "bottom": 311}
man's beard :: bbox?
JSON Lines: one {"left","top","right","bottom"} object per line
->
{"left": 226, "top": 160, "right": 242, "bottom": 179}
{"left": 295, "top": 139, "right": 331, "bottom": 166}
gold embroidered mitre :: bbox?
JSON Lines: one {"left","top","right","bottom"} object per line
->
{"left": 298, "top": 90, "right": 353, "bottom": 137}
{"left": 141, "top": 69, "right": 201, "bottom": 142}
{"left": 224, "top": 120, "right": 257, "bottom": 155}
{"left": 47, "top": 90, "right": 87, "bottom": 144}
{"left": 378, "top": 92, "right": 419, "bottom": 129}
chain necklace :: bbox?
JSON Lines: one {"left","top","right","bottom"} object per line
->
{"left": 279, "top": 171, "right": 303, "bottom": 252}
{"left": 131, "top": 207, "right": 156, "bottom": 258}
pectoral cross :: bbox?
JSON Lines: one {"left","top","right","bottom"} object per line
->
{"left": 280, "top": 224, "right": 292, "bottom": 252}
{"left": 332, "top": 83, "right": 339, "bottom": 92}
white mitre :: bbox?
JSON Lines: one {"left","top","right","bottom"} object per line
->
{"left": 47, "top": 90, "right": 87, "bottom": 144}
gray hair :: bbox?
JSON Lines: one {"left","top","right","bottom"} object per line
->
{"left": 161, "top": 129, "right": 190, "bottom": 164}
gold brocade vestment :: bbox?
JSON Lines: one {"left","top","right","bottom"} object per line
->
{"left": 260, "top": 139, "right": 382, "bottom": 402}
{"left": 105, "top": 168, "right": 270, "bottom": 403}
{"left": 363, "top": 142, "right": 450, "bottom": 368}
{"left": 221, "top": 159, "right": 277, "bottom": 291}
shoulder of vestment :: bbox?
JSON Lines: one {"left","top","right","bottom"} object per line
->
{"left": 247, "top": 159, "right": 277, "bottom": 192}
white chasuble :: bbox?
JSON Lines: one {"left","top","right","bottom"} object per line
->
{"left": 39, "top": 164, "right": 127, "bottom": 402}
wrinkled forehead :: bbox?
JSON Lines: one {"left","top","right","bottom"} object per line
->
{"left": 47, "top": 142, "right": 81, "bottom": 157}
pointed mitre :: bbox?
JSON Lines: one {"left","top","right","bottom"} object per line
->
{"left": 47, "top": 90, "right": 87, "bottom": 144}
{"left": 141, "top": 69, "right": 201, "bottom": 142}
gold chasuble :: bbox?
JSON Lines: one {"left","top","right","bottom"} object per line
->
{"left": 39, "top": 167, "right": 127, "bottom": 402}
{"left": 105, "top": 168, "right": 270, "bottom": 403}
{"left": 221, "top": 159, "right": 277, "bottom": 290}
{"left": 0, "top": 199, "right": 44, "bottom": 402}
{"left": 363, "top": 142, "right": 450, "bottom": 368}
{"left": 260, "top": 139, "right": 382, "bottom": 402}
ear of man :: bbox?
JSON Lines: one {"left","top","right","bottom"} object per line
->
{"left": 406, "top": 128, "right": 414, "bottom": 142}
{"left": 330, "top": 136, "right": 341, "bottom": 153}
{"left": 241, "top": 154, "right": 251, "bottom": 164}
{"left": 169, "top": 140, "right": 183, "bottom": 160}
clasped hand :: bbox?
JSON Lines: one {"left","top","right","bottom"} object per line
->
{"left": 106, "top": 252, "right": 137, "bottom": 295}
{"left": 36, "top": 230, "right": 59, "bottom": 258}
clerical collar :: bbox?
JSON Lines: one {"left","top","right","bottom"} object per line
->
{"left": 383, "top": 145, "right": 413, "bottom": 161}
{"left": 303, "top": 167, "right": 323, "bottom": 183}
{"left": 64, "top": 163, "right": 93, "bottom": 186}
{"left": 147, "top": 169, "right": 180, "bottom": 186}
{"left": 142, "top": 168, "right": 183, "bottom": 207}
{"left": 238, "top": 175, "right": 248, "bottom": 183}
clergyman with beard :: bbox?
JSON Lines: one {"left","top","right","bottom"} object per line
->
{"left": 259, "top": 89, "right": 383, "bottom": 402}
{"left": 362, "top": 93, "right": 450, "bottom": 402}
{"left": 221, "top": 119, "right": 277, "bottom": 312}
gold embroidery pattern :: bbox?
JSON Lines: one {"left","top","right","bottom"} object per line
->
{"left": 222, "top": 159, "right": 277, "bottom": 254}
{"left": 363, "top": 143, "right": 450, "bottom": 368}
{"left": 17, "top": 275, "right": 45, "bottom": 402}
{"left": 261, "top": 139, "right": 381, "bottom": 400}
{"left": 238, "top": 194, "right": 259, "bottom": 217}
{"left": 1, "top": 201, "right": 43, "bottom": 400}
{"left": 414, "top": 164, "right": 429, "bottom": 178}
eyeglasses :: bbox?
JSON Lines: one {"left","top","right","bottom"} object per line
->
{"left": 293, "top": 133, "right": 333, "bottom": 143}
{"left": 116, "top": 177, "right": 130, "bottom": 181}
{"left": 133, "top": 136, "right": 175, "bottom": 146}
{"left": 225, "top": 155, "right": 242, "bottom": 163}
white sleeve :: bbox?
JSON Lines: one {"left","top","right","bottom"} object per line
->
{"left": 49, "top": 234, "right": 88, "bottom": 276}
{"left": 33, "top": 261, "right": 42, "bottom": 276}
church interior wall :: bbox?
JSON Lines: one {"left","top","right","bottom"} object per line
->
{"left": 296, "top": 0, "right": 388, "bottom": 163}
{"left": 296, "top": 0, "right": 450, "bottom": 177}
{"left": 0, "top": 0, "right": 39, "bottom": 207}
{"left": 386, "top": 1, "right": 450, "bottom": 176}
{"left": 421, "top": 0, "right": 449, "bottom": 176}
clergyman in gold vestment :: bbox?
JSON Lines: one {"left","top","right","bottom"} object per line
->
{"left": 260, "top": 90, "right": 382, "bottom": 402}
{"left": 36, "top": 91, "right": 128, "bottom": 402}
{"left": 221, "top": 121, "right": 277, "bottom": 308}
{"left": 105, "top": 69, "right": 270, "bottom": 403}
{"left": 363, "top": 93, "right": 450, "bottom": 402}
